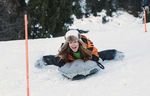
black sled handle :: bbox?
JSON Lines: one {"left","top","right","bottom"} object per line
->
{"left": 97, "top": 61, "right": 105, "bottom": 69}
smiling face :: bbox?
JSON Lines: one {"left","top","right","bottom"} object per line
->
{"left": 68, "top": 40, "right": 79, "bottom": 52}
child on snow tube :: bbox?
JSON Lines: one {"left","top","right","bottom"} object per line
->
{"left": 57, "top": 30, "right": 104, "bottom": 79}
{"left": 57, "top": 30, "right": 104, "bottom": 67}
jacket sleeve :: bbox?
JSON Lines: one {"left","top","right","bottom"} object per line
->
{"left": 81, "top": 35, "right": 99, "bottom": 59}
{"left": 81, "top": 35, "right": 94, "bottom": 51}
{"left": 57, "top": 58, "right": 65, "bottom": 67}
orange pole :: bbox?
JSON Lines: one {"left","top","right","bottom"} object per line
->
{"left": 24, "top": 14, "right": 30, "bottom": 96}
{"left": 144, "top": 9, "right": 147, "bottom": 32}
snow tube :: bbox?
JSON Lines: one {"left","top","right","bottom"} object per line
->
{"left": 58, "top": 60, "right": 100, "bottom": 80}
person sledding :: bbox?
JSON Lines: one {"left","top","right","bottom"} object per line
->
{"left": 57, "top": 30, "right": 104, "bottom": 68}
{"left": 35, "top": 29, "right": 124, "bottom": 80}
{"left": 56, "top": 30, "right": 104, "bottom": 79}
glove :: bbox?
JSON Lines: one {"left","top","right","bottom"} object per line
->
{"left": 91, "top": 55, "right": 99, "bottom": 62}
{"left": 57, "top": 59, "right": 65, "bottom": 67}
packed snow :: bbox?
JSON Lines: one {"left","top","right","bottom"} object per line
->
{"left": 0, "top": 11, "right": 150, "bottom": 96}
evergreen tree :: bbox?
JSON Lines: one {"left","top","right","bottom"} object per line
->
{"left": 118, "top": 0, "right": 142, "bottom": 17}
{"left": 72, "top": 0, "right": 84, "bottom": 19}
{"left": 0, "top": 0, "right": 25, "bottom": 41}
{"left": 28, "top": 0, "right": 73, "bottom": 38}
{"left": 86, "top": 0, "right": 102, "bottom": 16}
{"left": 0, "top": 0, "right": 146, "bottom": 41}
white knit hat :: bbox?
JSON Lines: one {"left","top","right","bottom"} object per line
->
{"left": 61, "top": 30, "right": 87, "bottom": 49}
{"left": 65, "top": 30, "right": 80, "bottom": 40}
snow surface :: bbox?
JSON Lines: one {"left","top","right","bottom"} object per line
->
{"left": 0, "top": 11, "right": 150, "bottom": 96}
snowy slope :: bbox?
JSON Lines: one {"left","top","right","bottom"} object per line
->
{"left": 0, "top": 11, "right": 150, "bottom": 96}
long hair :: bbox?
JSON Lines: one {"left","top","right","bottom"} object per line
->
{"left": 57, "top": 37, "right": 92, "bottom": 62}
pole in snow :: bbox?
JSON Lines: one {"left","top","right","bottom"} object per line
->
{"left": 24, "top": 0, "right": 30, "bottom": 95}
{"left": 144, "top": 9, "right": 147, "bottom": 32}
{"left": 24, "top": 12, "right": 30, "bottom": 96}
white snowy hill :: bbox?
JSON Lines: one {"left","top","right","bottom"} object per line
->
{"left": 0, "top": 11, "right": 150, "bottom": 96}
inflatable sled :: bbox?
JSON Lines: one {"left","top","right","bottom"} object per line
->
{"left": 58, "top": 60, "right": 100, "bottom": 80}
